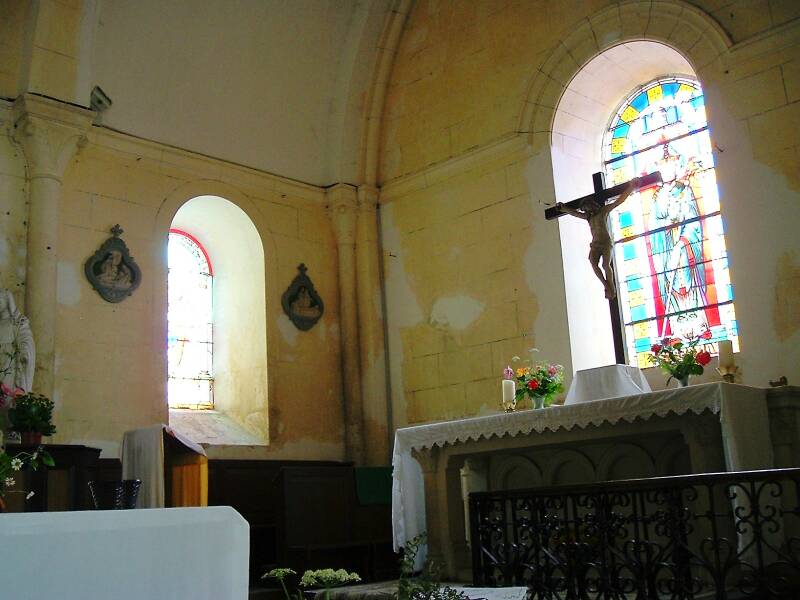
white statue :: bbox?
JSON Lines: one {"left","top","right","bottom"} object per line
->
{"left": 0, "top": 289, "right": 35, "bottom": 393}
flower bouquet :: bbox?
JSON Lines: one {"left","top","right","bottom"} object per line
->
{"left": 263, "top": 567, "right": 360, "bottom": 600}
{"left": 649, "top": 333, "right": 712, "bottom": 386}
{"left": 0, "top": 444, "right": 54, "bottom": 510}
{"left": 503, "top": 353, "right": 565, "bottom": 410}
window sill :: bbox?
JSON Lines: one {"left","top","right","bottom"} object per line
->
{"left": 168, "top": 408, "right": 264, "bottom": 446}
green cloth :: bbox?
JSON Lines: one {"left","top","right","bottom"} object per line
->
{"left": 354, "top": 466, "right": 392, "bottom": 505}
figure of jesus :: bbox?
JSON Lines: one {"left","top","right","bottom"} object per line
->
{"left": 556, "top": 177, "right": 640, "bottom": 299}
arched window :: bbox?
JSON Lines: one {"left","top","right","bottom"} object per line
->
{"left": 168, "top": 229, "right": 214, "bottom": 409}
{"left": 602, "top": 77, "right": 739, "bottom": 367}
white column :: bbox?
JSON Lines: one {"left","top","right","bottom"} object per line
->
{"left": 356, "top": 185, "right": 390, "bottom": 465}
{"left": 12, "top": 94, "right": 94, "bottom": 397}
{"left": 329, "top": 184, "right": 365, "bottom": 464}
{"left": 460, "top": 457, "right": 488, "bottom": 548}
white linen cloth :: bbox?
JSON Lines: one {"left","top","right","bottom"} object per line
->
{"left": 392, "top": 383, "right": 773, "bottom": 552}
{"left": 121, "top": 424, "right": 206, "bottom": 508}
{"left": 0, "top": 506, "right": 249, "bottom": 600}
{"left": 564, "top": 364, "right": 651, "bottom": 404}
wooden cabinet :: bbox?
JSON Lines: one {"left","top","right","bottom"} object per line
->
{"left": 3, "top": 444, "right": 101, "bottom": 512}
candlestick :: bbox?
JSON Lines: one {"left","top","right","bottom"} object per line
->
{"left": 502, "top": 380, "right": 516, "bottom": 412}
{"left": 718, "top": 339, "right": 734, "bottom": 370}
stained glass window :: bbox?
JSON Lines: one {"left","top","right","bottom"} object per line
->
{"left": 168, "top": 230, "right": 213, "bottom": 408}
{"left": 602, "top": 77, "right": 739, "bottom": 368}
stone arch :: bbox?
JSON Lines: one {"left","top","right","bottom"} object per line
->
{"left": 546, "top": 449, "right": 596, "bottom": 486}
{"left": 519, "top": 0, "right": 732, "bottom": 153}
{"left": 490, "top": 454, "right": 544, "bottom": 490}
{"left": 596, "top": 443, "right": 656, "bottom": 481}
{"left": 154, "top": 179, "right": 278, "bottom": 443}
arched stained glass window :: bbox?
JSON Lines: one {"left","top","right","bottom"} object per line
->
{"left": 603, "top": 77, "right": 739, "bottom": 368}
{"left": 168, "top": 230, "right": 213, "bottom": 408}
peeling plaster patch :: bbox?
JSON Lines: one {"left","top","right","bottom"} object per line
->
{"left": 316, "top": 319, "right": 327, "bottom": 341}
{"left": 381, "top": 205, "right": 423, "bottom": 429}
{"left": 383, "top": 217, "right": 423, "bottom": 328}
{"left": 56, "top": 261, "right": 82, "bottom": 306}
{"left": 277, "top": 313, "right": 298, "bottom": 346}
{"left": 430, "top": 295, "right": 484, "bottom": 330}
{"left": 774, "top": 252, "right": 800, "bottom": 342}
{"left": 0, "top": 237, "right": 8, "bottom": 268}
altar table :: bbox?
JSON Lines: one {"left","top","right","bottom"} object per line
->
{"left": 0, "top": 506, "right": 249, "bottom": 599}
{"left": 391, "top": 383, "right": 774, "bottom": 577}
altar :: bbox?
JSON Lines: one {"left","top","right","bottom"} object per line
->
{"left": 392, "top": 383, "right": 790, "bottom": 580}
{"left": 0, "top": 506, "right": 249, "bottom": 599}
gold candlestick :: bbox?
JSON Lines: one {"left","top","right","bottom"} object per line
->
{"left": 716, "top": 366, "right": 739, "bottom": 383}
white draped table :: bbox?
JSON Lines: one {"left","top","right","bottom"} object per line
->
{"left": 391, "top": 383, "right": 774, "bottom": 574}
{"left": 0, "top": 506, "right": 249, "bottom": 600}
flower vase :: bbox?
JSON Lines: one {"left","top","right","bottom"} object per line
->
{"left": 20, "top": 431, "right": 42, "bottom": 445}
{"left": 533, "top": 395, "right": 545, "bottom": 410}
{"left": 677, "top": 376, "right": 690, "bottom": 387}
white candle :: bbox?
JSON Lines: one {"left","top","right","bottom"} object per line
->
{"left": 718, "top": 339, "right": 735, "bottom": 370}
{"left": 502, "top": 379, "right": 516, "bottom": 403}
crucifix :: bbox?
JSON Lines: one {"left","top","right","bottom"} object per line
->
{"left": 546, "top": 171, "right": 662, "bottom": 364}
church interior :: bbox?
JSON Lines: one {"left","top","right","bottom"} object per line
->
{"left": 1, "top": 0, "right": 799, "bottom": 598}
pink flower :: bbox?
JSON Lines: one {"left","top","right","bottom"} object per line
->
{"left": 548, "top": 365, "right": 558, "bottom": 376}
{"left": 527, "top": 380, "right": 539, "bottom": 391}
{"left": 651, "top": 344, "right": 662, "bottom": 353}
{"left": 0, "top": 383, "right": 25, "bottom": 407}
{"left": 1, "top": 383, "right": 25, "bottom": 397}
{"left": 503, "top": 366, "right": 514, "bottom": 380}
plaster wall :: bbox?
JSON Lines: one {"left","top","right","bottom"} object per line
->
{"left": 381, "top": 137, "right": 572, "bottom": 426}
{"left": 379, "top": 0, "right": 800, "bottom": 182}
{"left": 0, "top": 105, "right": 28, "bottom": 301}
{"left": 0, "top": 106, "right": 344, "bottom": 459}
{"left": 379, "top": 0, "right": 800, "bottom": 427}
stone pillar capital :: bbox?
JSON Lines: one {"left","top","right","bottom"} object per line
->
{"left": 328, "top": 184, "right": 359, "bottom": 246}
{"left": 357, "top": 185, "right": 379, "bottom": 212}
{"left": 12, "top": 94, "right": 94, "bottom": 181}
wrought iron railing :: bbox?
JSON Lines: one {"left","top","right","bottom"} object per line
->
{"left": 469, "top": 468, "right": 800, "bottom": 599}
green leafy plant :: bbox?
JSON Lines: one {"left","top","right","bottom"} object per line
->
{"left": 0, "top": 445, "right": 55, "bottom": 500}
{"left": 396, "top": 534, "right": 469, "bottom": 600}
{"left": 8, "top": 392, "right": 56, "bottom": 436}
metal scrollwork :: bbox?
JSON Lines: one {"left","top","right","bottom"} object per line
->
{"left": 470, "top": 469, "right": 800, "bottom": 599}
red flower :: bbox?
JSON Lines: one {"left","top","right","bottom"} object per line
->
{"left": 527, "top": 379, "right": 539, "bottom": 391}
{"left": 701, "top": 330, "right": 712, "bottom": 339}
{"left": 651, "top": 344, "right": 662, "bottom": 353}
{"left": 696, "top": 351, "right": 712, "bottom": 366}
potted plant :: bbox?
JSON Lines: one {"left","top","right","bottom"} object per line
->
{"left": 8, "top": 392, "right": 56, "bottom": 445}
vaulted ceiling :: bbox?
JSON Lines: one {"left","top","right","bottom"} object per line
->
{"left": 88, "top": 0, "right": 392, "bottom": 186}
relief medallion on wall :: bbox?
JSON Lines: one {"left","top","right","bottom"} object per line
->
{"left": 281, "top": 263, "right": 324, "bottom": 331}
{"left": 84, "top": 224, "right": 142, "bottom": 303}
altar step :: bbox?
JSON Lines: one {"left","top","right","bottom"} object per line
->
{"left": 304, "top": 581, "right": 526, "bottom": 600}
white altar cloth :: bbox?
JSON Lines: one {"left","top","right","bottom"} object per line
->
{"left": 564, "top": 364, "right": 651, "bottom": 405}
{"left": 391, "top": 383, "right": 773, "bottom": 552}
{"left": 0, "top": 506, "right": 249, "bottom": 600}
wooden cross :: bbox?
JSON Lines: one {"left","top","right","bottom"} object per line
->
{"left": 546, "top": 171, "right": 662, "bottom": 365}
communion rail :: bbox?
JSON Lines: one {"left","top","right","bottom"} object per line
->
{"left": 469, "top": 468, "right": 800, "bottom": 599}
